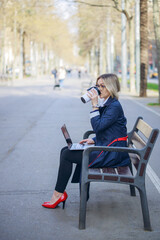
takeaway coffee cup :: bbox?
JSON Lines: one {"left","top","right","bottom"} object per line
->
{"left": 81, "top": 86, "right": 100, "bottom": 103}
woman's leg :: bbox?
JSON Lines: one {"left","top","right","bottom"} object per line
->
{"left": 50, "top": 147, "right": 83, "bottom": 203}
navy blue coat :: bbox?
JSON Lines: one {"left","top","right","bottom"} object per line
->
{"left": 88, "top": 96, "right": 130, "bottom": 168}
{"left": 71, "top": 96, "right": 130, "bottom": 183}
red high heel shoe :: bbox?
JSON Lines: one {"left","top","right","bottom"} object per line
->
{"left": 42, "top": 191, "right": 68, "bottom": 209}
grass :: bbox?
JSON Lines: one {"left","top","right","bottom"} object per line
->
{"left": 119, "top": 78, "right": 159, "bottom": 91}
{"left": 147, "top": 82, "right": 158, "bottom": 91}
{"left": 119, "top": 78, "right": 160, "bottom": 106}
{"left": 147, "top": 102, "right": 160, "bottom": 106}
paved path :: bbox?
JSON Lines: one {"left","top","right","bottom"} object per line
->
{"left": 0, "top": 74, "right": 160, "bottom": 240}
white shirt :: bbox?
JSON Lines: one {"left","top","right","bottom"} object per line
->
{"left": 99, "top": 97, "right": 109, "bottom": 107}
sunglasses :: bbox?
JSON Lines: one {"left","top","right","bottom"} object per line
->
{"left": 96, "top": 84, "right": 106, "bottom": 89}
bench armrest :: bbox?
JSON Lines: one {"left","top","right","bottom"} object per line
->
{"left": 82, "top": 146, "right": 142, "bottom": 170}
{"left": 83, "top": 130, "right": 95, "bottom": 139}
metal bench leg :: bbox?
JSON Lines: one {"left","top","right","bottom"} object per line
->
{"left": 79, "top": 182, "right": 90, "bottom": 201}
{"left": 129, "top": 163, "right": 136, "bottom": 196}
{"left": 130, "top": 185, "right": 136, "bottom": 196}
{"left": 79, "top": 182, "right": 88, "bottom": 230}
{"left": 138, "top": 186, "right": 152, "bottom": 231}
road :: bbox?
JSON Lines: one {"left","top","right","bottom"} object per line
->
{"left": 0, "top": 74, "right": 160, "bottom": 240}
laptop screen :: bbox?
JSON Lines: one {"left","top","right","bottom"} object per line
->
{"left": 61, "top": 124, "right": 72, "bottom": 145}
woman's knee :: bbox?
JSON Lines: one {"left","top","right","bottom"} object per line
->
{"left": 60, "top": 148, "right": 82, "bottom": 165}
{"left": 60, "top": 147, "right": 71, "bottom": 163}
{"left": 60, "top": 146, "right": 68, "bottom": 155}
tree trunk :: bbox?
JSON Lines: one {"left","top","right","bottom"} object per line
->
{"left": 90, "top": 47, "right": 95, "bottom": 76}
{"left": 12, "top": 8, "right": 17, "bottom": 80}
{"left": 97, "top": 43, "right": 100, "bottom": 76}
{"left": 153, "top": 0, "right": 160, "bottom": 104}
{"left": 1, "top": 14, "right": 7, "bottom": 74}
{"left": 30, "top": 40, "right": 34, "bottom": 76}
{"left": 22, "top": 31, "right": 26, "bottom": 76}
{"left": 129, "top": 17, "right": 136, "bottom": 93}
{"left": 102, "top": 32, "right": 107, "bottom": 73}
{"left": 44, "top": 46, "right": 49, "bottom": 74}
{"left": 107, "top": 16, "right": 111, "bottom": 73}
{"left": 88, "top": 50, "right": 93, "bottom": 75}
{"left": 19, "top": 28, "right": 24, "bottom": 80}
{"left": 140, "top": 0, "right": 148, "bottom": 97}
{"left": 99, "top": 33, "right": 103, "bottom": 75}
{"left": 94, "top": 44, "right": 99, "bottom": 77}
{"left": 121, "top": 0, "right": 128, "bottom": 90}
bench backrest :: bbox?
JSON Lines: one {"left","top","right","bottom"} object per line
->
{"left": 128, "top": 117, "right": 159, "bottom": 178}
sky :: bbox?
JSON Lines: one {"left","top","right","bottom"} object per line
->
{"left": 54, "top": 0, "right": 78, "bottom": 35}
{"left": 54, "top": 0, "right": 77, "bottom": 20}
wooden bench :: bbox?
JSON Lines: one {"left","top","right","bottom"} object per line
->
{"left": 79, "top": 117, "right": 159, "bottom": 230}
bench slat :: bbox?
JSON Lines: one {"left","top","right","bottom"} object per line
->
{"left": 88, "top": 168, "right": 102, "bottom": 180}
{"left": 88, "top": 168, "right": 117, "bottom": 181}
{"left": 117, "top": 166, "right": 132, "bottom": 176}
{"left": 136, "top": 119, "right": 152, "bottom": 139}
{"left": 129, "top": 153, "right": 140, "bottom": 170}
{"left": 89, "top": 168, "right": 101, "bottom": 174}
{"left": 102, "top": 168, "right": 116, "bottom": 174}
{"left": 131, "top": 132, "right": 146, "bottom": 149}
{"left": 88, "top": 166, "right": 133, "bottom": 182}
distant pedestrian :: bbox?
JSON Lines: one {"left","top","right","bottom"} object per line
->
{"left": 51, "top": 68, "right": 57, "bottom": 80}
{"left": 78, "top": 69, "right": 81, "bottom": 78}
{"left": 52, "top": 68, "right": 60, "bottom": 90}
{"left": 58, "top": 67, "right": 66, "bottom": 88}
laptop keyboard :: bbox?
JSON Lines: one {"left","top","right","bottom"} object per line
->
{"left": 72, "top": 143, "right": 84, "bottom": 149}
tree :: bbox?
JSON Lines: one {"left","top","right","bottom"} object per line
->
{"left": 70, "top": 0, "right": 137, "bottom": 91}
{"left": 0, "top": 0, "right": 75, "bottom": 78}
{"left": 75, "top": 0, "right": 121, "bottom": 77}
{"left": 112, "top": 0, "right": 136, "bottom": 92}
{"left": 140, "top": 0, "right": 148, "bottom": 97}
{"left": 69, "top": 0, "right": 150, "bottom": 96}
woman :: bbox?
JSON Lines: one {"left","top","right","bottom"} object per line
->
{"left": 42, "top": 73, "right": 130, "bottom": 209}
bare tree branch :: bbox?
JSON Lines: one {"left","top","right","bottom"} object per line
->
{"left": 67, "top": 0, "right": 132, "bottom": 21}
{"left": 112, "top": 0, "right": 131, "bottom": 21}
{"left": 68, "top": 0, "right": 112, "bottom": 8}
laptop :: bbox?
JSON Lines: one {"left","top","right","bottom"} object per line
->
{"left": 61, "top": 124, "right": 94, "bottom": 150}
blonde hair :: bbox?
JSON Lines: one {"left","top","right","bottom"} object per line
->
{"left": 96, "top": 73, "right": 120, "bottom": 99}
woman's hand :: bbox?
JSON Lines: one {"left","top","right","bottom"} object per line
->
{"left": 87, "top": 88, "right": 98, "bottom": 106}
{"left": 79, "top": 138, "right": 95, "bottom": 145}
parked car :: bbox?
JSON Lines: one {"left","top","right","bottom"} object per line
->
{"left": 150, "top": 70, "right": 158, "bottom": 78}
